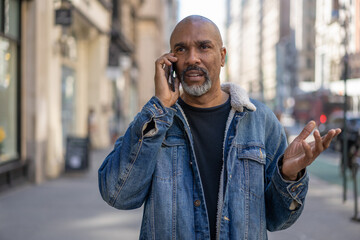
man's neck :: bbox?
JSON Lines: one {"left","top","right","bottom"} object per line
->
{"left": 180, "top": 86, "right": 229, "bottom": 108}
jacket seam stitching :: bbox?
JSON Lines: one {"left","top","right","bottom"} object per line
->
{"left": 151, "top": 189, "right": 155, "bottom": 239}
{"left": 172, "top": 146, "right": 177, "bottom": 240}
{"left": 112, "top": 139, "right": 144, "bottom": 205}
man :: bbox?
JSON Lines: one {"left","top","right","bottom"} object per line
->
{"left": 98, "top": 15, "right": 341, "bottom": 239}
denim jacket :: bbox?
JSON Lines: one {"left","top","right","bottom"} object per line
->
{"left": 98, "top": 83, "right": 309, "bottom": 240}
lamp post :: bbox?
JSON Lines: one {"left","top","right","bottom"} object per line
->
{"left": 340, "top": 2, "right": 360, "bottom": 222}
{"left": 342, "top": 53, "right": 348, "bottom": 203}
{"left": 340, "top": 2, "right": 349, "bottom": 205}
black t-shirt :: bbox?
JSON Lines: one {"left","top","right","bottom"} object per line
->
{"left": 178, "top": 97, "right": 231, "bottom": 240}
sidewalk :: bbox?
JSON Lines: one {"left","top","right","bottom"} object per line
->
{"left": 0, "top": 148, "right": 360, "bottom": 240}
{"left": 268, "top": 175, "right": 360, "bottom": 240}
{"left": 0, "top": 149, "right": 143, "bottom": 240}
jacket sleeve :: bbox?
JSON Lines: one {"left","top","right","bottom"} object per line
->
{"left": 98, "top": 96, "right": 176, "bottom": 210}
{"left": 264, "top": 114, "right": 309, "bottom": 231}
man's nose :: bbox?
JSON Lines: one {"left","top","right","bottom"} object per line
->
{"left": 185, "top": 48, "right": 201, "bottom": 65}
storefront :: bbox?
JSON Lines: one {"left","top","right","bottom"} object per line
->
{"left": 18, "top": 0, "right": 113, "bottom": 183}
{"left": 0, "top": 0, "right": 24, "bottom": 188}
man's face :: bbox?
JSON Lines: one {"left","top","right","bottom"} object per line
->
{"left": 170, "top": 20, "right": 226, "bottom": 97}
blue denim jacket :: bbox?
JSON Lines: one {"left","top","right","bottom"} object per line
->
{"left": 98, "top": 83, "right": 309, "bottom": 240}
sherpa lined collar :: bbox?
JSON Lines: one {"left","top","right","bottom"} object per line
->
{"left": 221, "top": 82, "right": 256, "bottom": 112}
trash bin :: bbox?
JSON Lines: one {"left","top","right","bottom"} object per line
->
{"left": 65, "top": 136, "right": 89, "bottom": 171}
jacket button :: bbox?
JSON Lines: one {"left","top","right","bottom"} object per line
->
{"left": 194, "top": 200, "right": 201, "bottom": 207}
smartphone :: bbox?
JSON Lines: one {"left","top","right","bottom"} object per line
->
{"left": 168, "top": 62, "right": 177, "bottom": 92}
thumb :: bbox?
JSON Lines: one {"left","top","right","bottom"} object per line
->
{"left": 294, "top": 121, "right": 316, "bottom": 142}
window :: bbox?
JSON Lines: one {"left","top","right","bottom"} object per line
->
{"left": 332, "top": 0, "right": 340, "bottom": 20}
{"left": 0, "top": 0, "right": 20, "bottom": 164}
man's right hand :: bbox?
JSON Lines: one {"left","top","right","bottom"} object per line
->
{"left": 154, "top": 53, "right": 180, "bottom": 108}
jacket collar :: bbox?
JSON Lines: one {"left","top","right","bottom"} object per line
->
{"left": 221, "top": 82, "right": 256, "bottom": 112}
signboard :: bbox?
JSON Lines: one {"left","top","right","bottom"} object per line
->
{"left": 65, "top": 136, "right": 89, "bottom": 171}
{"left": 55, "top": 9, "right": 72, "bottom": 26}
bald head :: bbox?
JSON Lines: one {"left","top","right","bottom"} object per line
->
{"left": 170, "top": 15, "right": 223, "bottom": 48}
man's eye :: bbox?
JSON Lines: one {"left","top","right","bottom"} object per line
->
{"left": 175, "top": 47, "right": 185, "bottom": 53}
{"left": 200, "top": 45, "right": 210, "bottom": 50}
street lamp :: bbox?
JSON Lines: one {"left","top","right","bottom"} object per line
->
{"left": 340, "top": 2, "right": 360, "bottom": 222}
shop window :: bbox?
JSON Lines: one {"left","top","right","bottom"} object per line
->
{"left": 8, "top": 0, "right": 19, "bottom": 39}
{"left": 0, "top": 37, "right": 18, "bottom": 163}
{"left": 0, "top": 0, "right": 20, "bottom": 164}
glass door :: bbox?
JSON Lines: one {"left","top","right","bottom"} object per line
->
{"left": 61, "top": 65, "right": 76, "bottom": 149}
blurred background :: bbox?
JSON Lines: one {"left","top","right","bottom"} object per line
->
{"left": 1, "top": 0, "right": 360, "bottom": 239}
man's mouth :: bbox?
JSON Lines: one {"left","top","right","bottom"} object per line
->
{"left": 180, "top": 66, "right": 212, "bottom": 96}
{"left": 185, "top": 70, "right": 205, "bottom": 81}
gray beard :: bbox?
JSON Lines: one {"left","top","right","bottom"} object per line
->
{"left": 180, "top": 75, "right": 212, "bottom": 97}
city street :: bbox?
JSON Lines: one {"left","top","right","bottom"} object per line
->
{"left": 1, "top": 147, "right": 360, "bottom": 240}
{"left": 2, "top": 1, "right": 360, "bottom": 239}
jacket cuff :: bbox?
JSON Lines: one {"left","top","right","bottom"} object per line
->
{"left": 143, "top": 96, "right": 176, "bottom": 120}
{"left": 273, "top": 156, "right": 309, "bottom": 207}
{"left": 139, "top": 96, "right": 177, "bottom": 137}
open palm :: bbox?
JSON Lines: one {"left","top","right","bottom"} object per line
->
{"left": 281, "top": 121, "right": 341, "bottom": 181}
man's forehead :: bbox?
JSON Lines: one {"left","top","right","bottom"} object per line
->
{"left": 170, "top": 16, "right": 222, "bottom": 47}
{"left": 170, "top": 25, "right": 221, "bottom": 47}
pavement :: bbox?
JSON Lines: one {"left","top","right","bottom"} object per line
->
{"left": 1, "top": 147, "right": 360, "bottom": 240}
{"left": 0, "top": 149, "right": 142, "bottom": 240}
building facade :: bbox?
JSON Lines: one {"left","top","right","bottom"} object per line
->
{"left": 107, "top": 0, "right": 178, "bottom": 140}
{"left": 136, "top": 0, "right": 178, "bottom": 109}
{"left": 227, "top": 0, "right": 295, "bottom": 109}
{"left": 290, "top": 0, "right": 316, "bottom": 90}
{"left": 0, "top": 0, "right": 178, "bottom": 189}
{"left": 315, "top": 0, "right": 344, "bottom": 90}
{"left": 21, "top": 0, "right": 112, "bottom": 184}
{"left": 226, "top": 0, "right": 264, "bottom": 101}
{"left": 316, "top": 0, "right": 360, "bottom": 113}
{"left": 226, "top": 0, "right": 321, "bottom": 112}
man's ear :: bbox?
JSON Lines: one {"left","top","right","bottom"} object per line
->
{"left": 220, "top": 47, "right": 226, "bottom": 67}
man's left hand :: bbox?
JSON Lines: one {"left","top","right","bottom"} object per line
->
{"left": 281, "top": 121, "right": 341, "bottom": 181}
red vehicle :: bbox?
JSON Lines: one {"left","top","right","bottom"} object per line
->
{"left": 292, "top": 90, "right": 350, "bottom": 126}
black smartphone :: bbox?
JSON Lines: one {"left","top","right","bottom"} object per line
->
{"left": 168, "top": 62, "right": 177, "bottom": 92}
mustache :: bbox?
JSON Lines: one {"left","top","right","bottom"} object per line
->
{"left": 181, "top": 65, "right": 209, "bottom": 78}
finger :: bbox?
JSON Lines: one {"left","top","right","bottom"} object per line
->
{"left": 319, "top": 129, "right": 336, "bottom": 141}
{"left": 294, "top": 121, "right": 316, "bottom": 142}
{"left": 156, "top": 58, "right": 172, "bottom": 70}
{"left": 302, "top": 140, "right": 314, "bottom": 166}
{"left": 313, "top": 130, "right": 324, "bottom": 153}
{"left": 334, "top": 128, "right": 342, "bottom": 137}
{"left": 322, "top": 129, "right": 336, "bottom": 149}
{"left": 308, "top": 141, "right": 316, "bottom": 151}
{"left": 155, "top": 54, "right": 177, "bottom": 68}
{"left": 155, "top": 55, "right": 178, "bottom": 81}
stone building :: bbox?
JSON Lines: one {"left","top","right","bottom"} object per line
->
{"left": 316, "top": 0, "right": 360, "bottom": 112}
{"left": 0, "top": 0, "right": 178, "bottom": 189}
{"left": 226, "top": 0, "right": 294, "bottom": 109}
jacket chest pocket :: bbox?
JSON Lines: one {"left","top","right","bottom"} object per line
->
{"left": 234, "top": 145, "right": 266, "bottom": 199}
{"left": 154, "top": 135, "right": 187, "bottom": 182}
